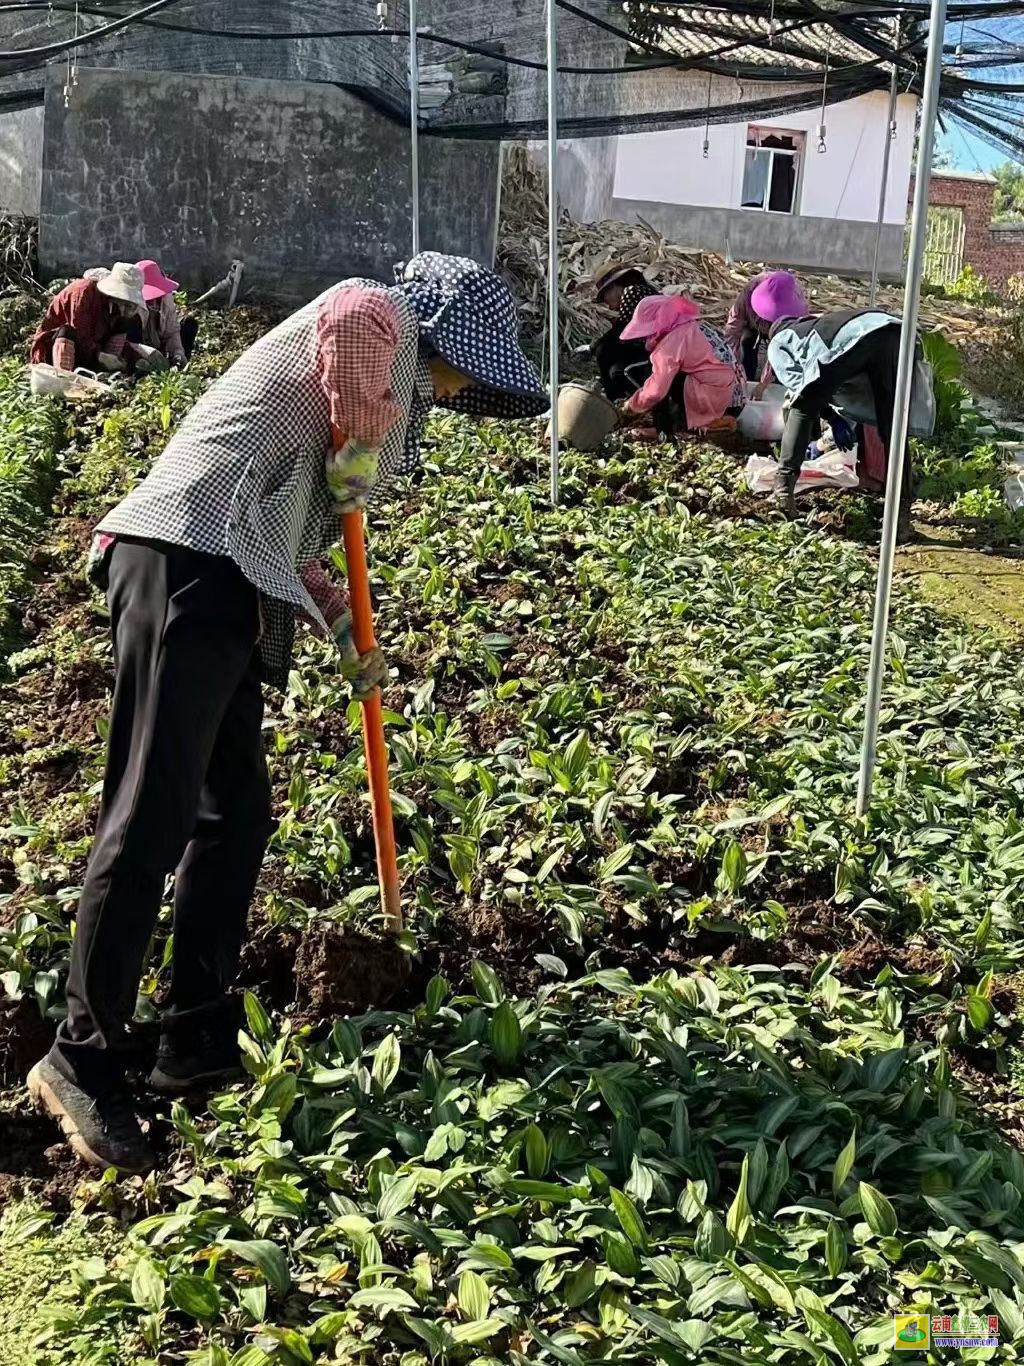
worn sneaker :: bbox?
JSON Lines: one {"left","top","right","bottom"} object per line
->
{"left": 27, "top": 1057, "right": 154, "bottom": 1174}
{"left": 148, "top": 998, "right": 244, "bottom": 1095}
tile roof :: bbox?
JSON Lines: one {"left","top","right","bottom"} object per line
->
{"left": 626, "top": 5, "right": 892, "bottom": 73}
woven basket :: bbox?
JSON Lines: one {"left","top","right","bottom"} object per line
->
{"left": 546, "top": 383, "right": 618, "bottom": 452}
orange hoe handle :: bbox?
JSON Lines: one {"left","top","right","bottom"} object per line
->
{"left": 333, "top": 426, "right": 402, "bottom": 932}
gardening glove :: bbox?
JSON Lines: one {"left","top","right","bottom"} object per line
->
{"left": 331, "top": 611, "right": 388, "bottom": 699}
{"left": 325, "top": 439, "right": 381, "bottom": 512}
{"left": 827, "top": 413, "right": 855, "bottom": 451}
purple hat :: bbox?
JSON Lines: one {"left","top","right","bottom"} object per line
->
{"left": 749, "top": 272, "right": 808, "bottom": 324}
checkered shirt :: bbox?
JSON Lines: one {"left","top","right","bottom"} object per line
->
{"left": 97, "top": 280, "right": 431, "bottom": 689}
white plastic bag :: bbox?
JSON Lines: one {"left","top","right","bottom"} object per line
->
{"left": 744, "top": 447, "right": 859, "bottom": 495}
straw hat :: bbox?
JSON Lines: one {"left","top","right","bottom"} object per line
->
{"left": 95, "top": 262, "right": 147, "bottom": 310}
{"left": 588, "top": 261, "right": 650, "bottom": 299}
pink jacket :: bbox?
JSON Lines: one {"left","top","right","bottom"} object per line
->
{"left": 624, "top": 320, "right": 739, "bottom": 430}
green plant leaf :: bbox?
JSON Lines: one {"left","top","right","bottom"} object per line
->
{"left": 858, "top": 1181, "right": 898, "bottom": 1238}
{"left": 832, "top": 1129, "right": 857, "bottom": 1196}
{"left": 131, "top": 1258, "right": 165, "bottom": 1313}
{"left": 457, "top": 1269, "right": 491, "bottom": 1320}
{"left": 610, "top": 1187, "right": 648, "bottom": 1248}
{"left": 471, "top": 961, "right": 504, "bottom": 1005}
{"left": 372, "top": 1033, "right": 401, "bottom": 1092}
{"left": 219, "top": 1239, "right": 292, "bottom": 1298}
{"left": 169, "top": 1274, "right": 222, "bottom": 1320}
{"left": 490, "top": 1000, "right": 522, "bottom": 1064}
{"left": 726, "top": 1154, "right": 752, "bottom": 1245}
{"left": 348, "top": 1285, "right": 419, "bottom": 1313}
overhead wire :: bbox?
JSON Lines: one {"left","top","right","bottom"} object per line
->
{"left": 0, "top": 0, "right": 1023, "bottom": 154}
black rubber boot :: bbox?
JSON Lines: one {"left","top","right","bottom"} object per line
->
{"left": 148, "top": 997, "right": 245, "bottom": 1095}
{"left": 28, "top": 1057, "right": 154, "bottom": 1174}
{"left": 772, "top": 469, "right": 796, "bottom": 517}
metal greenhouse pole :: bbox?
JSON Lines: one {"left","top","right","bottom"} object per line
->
{"left": 409, "top": 0, "right": 421, "bottom": 256}
{"left": 547, "top": 0, "right": 560, "bottom": 504}
{"left": 856, "top": 0, "right": 948, "bottom": 818}
{"left": 868, "top": 20, "right": 901, "bottom": 307}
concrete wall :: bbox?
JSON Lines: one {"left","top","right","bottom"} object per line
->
{"left": 39, "top": 67, "right": 499, "bottom": 298}
{"left": 526, "top": 136, "right": 618, "bottom": 223}
{"left": 608, "top": 198, "right": 905, "bottom": 276}
{"left": 610, "top": 90, "right": 917, "bottom": 276}
{"left": 0, "top": 105, "right": 43, "bottom": 216}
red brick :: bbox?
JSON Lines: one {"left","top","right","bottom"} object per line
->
{"left": 908, "top": 172, "right": 1024, "bottom": 289}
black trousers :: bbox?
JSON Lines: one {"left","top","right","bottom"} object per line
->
{"left": 740, "top": 333, "right": 760, "bottom": 381}
{"left": 778, "top": 324, "right": 911, "bottom": 510}
{"left": 51, "top": 540, "right": 272, "bottom": 1092}
{"left": 594, "top": 327, "right": 652, "bottom": 402}
{"left": 179, "top": 317, "right": 200, "bottom": 360}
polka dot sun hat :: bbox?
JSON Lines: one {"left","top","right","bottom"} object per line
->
{"left": 397, "top": 252, "right": 548, "bottom": 419}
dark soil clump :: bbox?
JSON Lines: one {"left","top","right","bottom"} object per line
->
{"left": 0, "top": 996, "right": 55, "bottom": 1087}
{"left": 0, "top": 1100, "right": 85, "bottom": 1210}
{"left": 294, "top": 921, "right": 410, "bottom": 1016}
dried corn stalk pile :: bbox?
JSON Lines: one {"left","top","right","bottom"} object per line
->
{"left": 0, "top": 215, "right": 41, "bottom": 297}
{"left": 497, "top": 145, "right": 1003, "bottom": 353}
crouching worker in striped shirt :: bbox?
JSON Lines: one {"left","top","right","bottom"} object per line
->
{"left": 28, "top": 253, "right": 547, "bottom": 1174}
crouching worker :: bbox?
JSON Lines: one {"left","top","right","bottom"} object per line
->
{"left": 31, "top": 262, "right": 148, "bottom": 373}
{"left": 760, "top": 276, "right": 933, "bottom": 541}
{"left": 617, "top": 294, "right": 746, "bottom": 436}
{"left": 27, "top": 253, "right": 547, "bottom": 1174}
{"left": 585, "top": 263, "right": 660, "bottom": 401}
{"left": 137, "top": 259, "right": 199, "bottom": 370}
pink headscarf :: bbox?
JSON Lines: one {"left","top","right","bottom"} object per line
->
{"left": 620, "top": 293, "right": 701, "bottom": 344}
{"left": 749, "top": 271, "right": 808, "bottom": 325}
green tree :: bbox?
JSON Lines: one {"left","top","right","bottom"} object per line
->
{"left": 992, "top": 160, "right": 1024, "bottom": 221}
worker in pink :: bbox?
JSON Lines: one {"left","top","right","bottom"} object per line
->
{"left": 619, "top": 295, "right": 746, "bottom": 433}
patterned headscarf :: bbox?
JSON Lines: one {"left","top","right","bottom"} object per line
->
{"left": 618, "top": 278, "right": 659, "bottom": 325}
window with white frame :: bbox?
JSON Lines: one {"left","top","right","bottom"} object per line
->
{"left": 740, "top": 127, "right": 804, "bottom": 214}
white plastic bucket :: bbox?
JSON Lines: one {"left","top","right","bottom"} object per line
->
{"left": 736, "top": 399, "right": 784, "bottom": 442}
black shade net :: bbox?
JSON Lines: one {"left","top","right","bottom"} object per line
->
{"left": 0, "top": 2, "right": 1023, "bottom": 156}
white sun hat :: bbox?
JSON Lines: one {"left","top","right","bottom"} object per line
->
{"left": 95, "top": 261, "right": 147, "bottom": 310}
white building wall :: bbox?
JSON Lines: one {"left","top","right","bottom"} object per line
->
{"left": 612, "top": 91, "right": 916, "bottom": 226}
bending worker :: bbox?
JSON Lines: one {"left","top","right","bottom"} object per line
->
{"left": 724, "top": 269, "right": 807, "bottom": 391}
{"left": 28, "top": 253, "right": 546, "bottom": 1175}
{"left": 758, "top": 275, "right": 934, "bottom": 540}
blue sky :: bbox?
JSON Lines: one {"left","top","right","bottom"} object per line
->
{"left": 938, "top": 125, "right": 1010, "bottom": 174}
{"left": 938, "top": 16, "right": 1024, "bottom": 173}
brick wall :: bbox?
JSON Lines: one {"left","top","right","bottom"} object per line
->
{"left": 909, "top": 170, "right": 1024, "bottom": 289}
